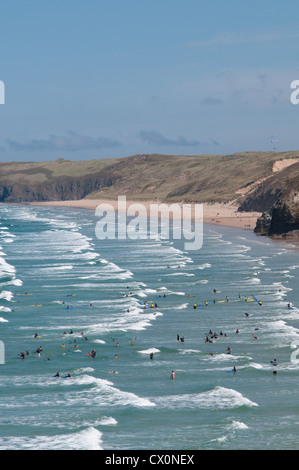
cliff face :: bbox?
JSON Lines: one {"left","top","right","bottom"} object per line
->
{"left": 0, "top": 172, "right": 118, "bottom": 203}
{"left": 239, "top": 159, "right": 299, "bottom": 238}
{"left": 254, "top": 190, "right": 299, "bottom": 238}
{"left": 254, "top": 211, "right": 272, "bottom": 235}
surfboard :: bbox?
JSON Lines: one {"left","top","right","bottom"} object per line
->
{"left": 253, "top": 295, "right": 261, "bottom": 305}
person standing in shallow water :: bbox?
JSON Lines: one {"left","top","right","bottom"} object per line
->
{"left": 171, "top": 371, "right": 176, "bottom": 379}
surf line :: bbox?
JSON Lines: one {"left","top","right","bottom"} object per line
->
{"left": 95, "top": 195, "right": 203, "bottom": 251}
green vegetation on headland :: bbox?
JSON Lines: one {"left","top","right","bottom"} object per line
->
{"left": 0, "top": 151, "right": 299, "bottom": 237}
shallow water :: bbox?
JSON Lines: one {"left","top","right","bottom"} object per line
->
{"left": 0, "top": 203, "right": 299, "bottom": 450}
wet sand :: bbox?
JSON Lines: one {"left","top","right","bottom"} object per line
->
{"left": 28, "top": 199, "right": 261, "bottom": 231}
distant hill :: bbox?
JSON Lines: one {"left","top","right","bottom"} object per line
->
{"left": 0, "top": 151, "right": 299, "bottom": 236}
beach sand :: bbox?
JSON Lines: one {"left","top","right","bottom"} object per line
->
{"left": 29, "top": 199, "right": 262, "bottom": 231}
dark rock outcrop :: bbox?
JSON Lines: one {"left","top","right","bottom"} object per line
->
{"left": 254, "top": 211, "right": 272, "bottom": 235}
{"left": 254, "top": 190, "right": 299, "bottom": 238}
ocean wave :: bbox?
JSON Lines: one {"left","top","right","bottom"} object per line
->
{"left": 138, "top": 348, "right": 161, "bottom": 355}
{"left": 59, "top": 374, "right": 156, "bottom": 409}
{"left": 85, "top": 311, "right": 162, "bottom": 335}
{"left": 154, "top": 386, "right": 258, "bottom": 409}
{"left": 0, "top": 257, "right": 16, "bottom": 276}
{"left": 178, "top": 349, "right": 201, "bottom": 355}
{"left": 173, "top": 303, "right": 189, "bottom": 310}
{"left": 0, "top": 290, "right": 13, "bottom": 301}
{"left": 0, "top": 306, "right": 11, "bottom": 312}
{"left": 197, "top": 263, "right": 211, "bottom": 270}
{"left": 227, "top": 420, "right": 249, "bottom": 431}
{"left": 167, "top": 291, "right": 185, "bottom": 296}
{"left": 0, "top": 427, "right": 103, "bottom": 450}
{"left": 192, "top": 279, "right": 209, "bottom": 285}
{"left": 96, "top": 416, "right": 118, "bottom": 426}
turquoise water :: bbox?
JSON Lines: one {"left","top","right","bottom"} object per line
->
{"left": 1, "top": 203, "right": 299, "bottom": 450}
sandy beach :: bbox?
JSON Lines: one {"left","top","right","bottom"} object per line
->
{"left": 29, "top": 198, "right": 262, "bottom": 231}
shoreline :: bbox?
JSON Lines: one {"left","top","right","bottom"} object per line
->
{"left": 27, "top": 198, "right": 262, "bottom": 231}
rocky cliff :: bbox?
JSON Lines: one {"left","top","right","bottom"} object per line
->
{"left": 0, "top": 163, "right": 119, "bottom": 203}
{"left": 253, "top": 157, "right": 299, "bottom": 238}
{"left": 254, "top": 190, "right": 299, "bottom": 238}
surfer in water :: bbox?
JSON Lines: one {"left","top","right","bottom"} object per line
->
{"left": 270, "top": 357, "right": 278, "bottom": 366}
{"left": 170, "top": 371, "right": 176, "bottom": 380}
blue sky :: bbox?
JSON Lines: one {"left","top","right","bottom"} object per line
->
{"left": 0, "top": 0, "right": 299, "bottom": 162}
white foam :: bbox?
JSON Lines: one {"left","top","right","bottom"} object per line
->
{"left": 173, "top": 303, "right": 189, "bottom": 310}
{"left": 96, "top": 416, "right": 118, "bottom": 426}
{"left": 74, "top": 367, "right": 95, "bottom": 374}
{"left": 178, "top": 349, "right": 201, "bottom": 355}
{"left": 229, "top": 420, "right": 249, "bottom": 431}
{"left": 10, "top": 279, "right": 23, "bottom": 286}
{"left": 0, "top": 306, "right": 11, "bottom": 312}
{"left": 138, "top": 348, "right": 161, "bottom": 355}
{"left": 0, "top": 290, "right": 13, "bottom": 301}
{"left": 168, "top": 272, "right": 195, "bottom": 277}
{"left": 197, "top": 263, "right": 211, "bottom": 270}
{"left": 168, "top": 291, "right": 185, "bottom": 296}
{"left": 207, "top": 353, "right": 252, "bottom": 363}
{"left": 249, "top": 362, "right": 263, "bottom": 369}
{"left": 154, "top": 386, "right": 258, "bottom": 409}
{"left": 0, "top": 427, "right": 103, "bottom": 450}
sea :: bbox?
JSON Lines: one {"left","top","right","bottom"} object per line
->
{"left": 0, "top": 202, "right": 299, "bottom": 451}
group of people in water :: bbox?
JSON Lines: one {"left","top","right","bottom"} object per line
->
{"left": 16, "top": 284, "right": 289, "bottom": 381}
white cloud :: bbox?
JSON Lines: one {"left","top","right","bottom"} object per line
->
{"left": 6, "top": 131, "right": 122, "bottom": 152}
